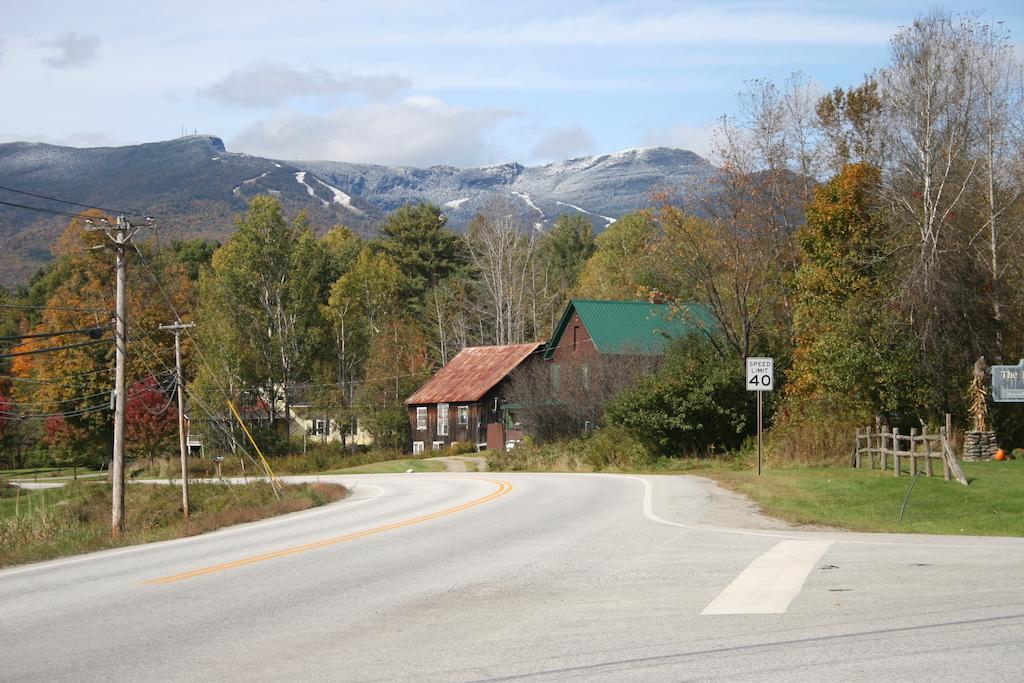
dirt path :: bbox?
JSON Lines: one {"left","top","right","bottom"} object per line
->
{"left": 425, "top": 456, "right": 488, "bottom": 472}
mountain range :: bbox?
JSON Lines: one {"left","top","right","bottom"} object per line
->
{"left": 0, "top": 135, "right": 714, "bottom": 286}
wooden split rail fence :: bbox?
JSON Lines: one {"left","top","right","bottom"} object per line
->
{"left": 854, "top": 423, "right": 968, "bottom": 486}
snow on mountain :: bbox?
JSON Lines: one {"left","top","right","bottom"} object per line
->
{"left": 0, "top": 136, "right": 713, "bottom": 285}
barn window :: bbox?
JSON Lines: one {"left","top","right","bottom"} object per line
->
{"left": 457, "top": 405, "right": 469, "bottom": 426}
{"left": 437, "top": 403, "right": 449, "bottom": 436}
{"left": 412, "top": 441, "right": 424, "bottom": 454}
{"left": 416, "top": 407, "right": 427, "bottom": 431}
{"left": 432, "top": 441, "right": 444, "bottom": 450}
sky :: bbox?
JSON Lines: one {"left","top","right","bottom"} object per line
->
{"left": 1, "top": 1, "right": 1023, "bottom": 167}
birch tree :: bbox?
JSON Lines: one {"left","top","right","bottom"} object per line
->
{"left": 465, "top": 204, "right": 537, "bottom": 346}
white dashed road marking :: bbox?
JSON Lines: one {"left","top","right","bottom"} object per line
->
{"left": 701, "top": 540, "right": 833, "bottom": 615}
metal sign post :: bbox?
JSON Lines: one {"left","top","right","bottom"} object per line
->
{"left": 746, "top": 357, "right": 774, "bottom": 476}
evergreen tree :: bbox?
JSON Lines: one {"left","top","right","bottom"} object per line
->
{"left": 377, "top": 203, "right": 467, "bottom": 307}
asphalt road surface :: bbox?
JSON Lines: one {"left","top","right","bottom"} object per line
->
{"left": 2, "top": 473, "right": 1023, "bottom": 681}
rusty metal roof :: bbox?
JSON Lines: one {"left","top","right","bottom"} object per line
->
{"left": 406, "top": 342, "right": 544, "bottom": 405}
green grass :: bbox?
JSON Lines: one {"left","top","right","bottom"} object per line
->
{"left": 699, "top": 459, "right": 1024, "bottom": 536}
{"left": 0, "top": 480, "right": 347, "bottom": 567}
{"left": 0, "top": 467, "right": 103, "bottom": 480}
{"left": 329, "top": 458, "right": 447, "bottom": 474}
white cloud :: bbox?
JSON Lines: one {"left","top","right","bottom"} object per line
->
{"left": 529, "top": 126, "right": 596, "bottom": 161}
{"left": 644, "top": 123, "right": 714, "bottom": 158}
{"left": 204, "top": 62, "right": 409, "bottom": 107}
{"left": 38, "top": 32, "right": 100, "bottom": 69}
{"left": 231, "top": 96, "right": 518, "bottom": 166}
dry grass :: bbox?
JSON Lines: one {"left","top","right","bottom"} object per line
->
{"left": 0, "top": 481, "right": 346, "bottom": 568}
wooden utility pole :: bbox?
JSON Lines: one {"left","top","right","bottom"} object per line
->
{"left": 87, "top": 215, "right": 151, "bottom": 537}
{"left": 160, "top": 320, "right": 195, "bottom": 519}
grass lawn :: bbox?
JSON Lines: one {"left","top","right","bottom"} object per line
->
{"left": 329, "top": 458, "right": 447, "bottom": 474}
{"left": 699, "top": 459, "right": 1024, "bottom": 536}
{"left": 0, "top": 480, "right": 347, "bottom": 567}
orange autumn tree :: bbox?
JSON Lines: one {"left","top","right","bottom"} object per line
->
{"left": 10, "top": 213, "right": 193, "bottom": 466}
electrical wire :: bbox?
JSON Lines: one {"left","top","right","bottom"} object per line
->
{"left": 0, "top": 367, "right": 115, "bottom": 389}
{"left": 0, "top": 198, "right": 91, "bottom": 220}
{"left": 0, "top": 337, "right": 111, "bottom": 360}
{"left": 0, "top": 325, "right": 109, "bottom": 343}
{"left": 0, "top": 303, "right": 108, "bottom": 314}
{"left": 0, "top": 183, "right": 148, "bottom": 219}
{"left": 0, "top": 403, "right": 110, "bottom": 420}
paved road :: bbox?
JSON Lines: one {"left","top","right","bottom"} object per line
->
{"left": 2, "top": 473, "right": 1023, "bottom": 681}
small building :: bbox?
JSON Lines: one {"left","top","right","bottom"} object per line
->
{"left": 279, "top": 383, "right": 373, "bottom": 447}
{"left": 405, "top": 342, "right": 544, "bottom": 453}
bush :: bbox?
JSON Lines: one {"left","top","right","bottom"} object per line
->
{"left": 604, "top": 335, "right": 749, "bottom": 457}
{"left": 486, "top": 428, "right": 651, "bottom": 472}
{"left": 447, "top": 441, "right": 476, "bottom": 456}
{"left": 767, "top": 401, "right": 864, "bottom": 465}
{"left": 584, "top": 426, "right": 652, "bottom": 470}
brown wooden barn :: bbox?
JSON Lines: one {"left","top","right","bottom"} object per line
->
{"left": 405, "top": 342, "right": 543, "bottom": 453}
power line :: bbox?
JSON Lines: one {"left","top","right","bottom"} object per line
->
{"left": 0, "top": 325, "right": 109, "bottom": 343}
{"left": 0, "top": 183, "right": 149, "bottom": 219}
{"left": 0, "top": 337, "right": 111, "bottom": 360}
{"left": 0, "top": 198, "right": 91, "bottom": 220}
{"left": 0, "top": 403, "right": 110, "bottom": 420}
{"left": 0, "top": 303, "right": 108, "bottom": 314}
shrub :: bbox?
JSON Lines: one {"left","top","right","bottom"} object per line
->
{"left": 447, "top": 441, "right": 476, "bottom": 456}
{"left": 767, "top": 401, "right": 864, "bottom": 465}
{"left": 585, "top": 426, "right": 652, "bottom": 470}
{"left": 604, "top": 335, "right": 749, "bottom": 457}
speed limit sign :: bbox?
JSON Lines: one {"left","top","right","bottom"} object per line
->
{"left": 746, "top": 357, "right": 774, "bottom": 392}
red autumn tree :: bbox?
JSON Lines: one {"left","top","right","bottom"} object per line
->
{"left": 42, "top": 415, "right": 90, "bottom": 470}
{"left": 125, "top": 376, "right": 178, "bottom": 463}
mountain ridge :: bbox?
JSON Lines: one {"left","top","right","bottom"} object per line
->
{"left": 0, "top": 135, "right": 714, "bottom": 285}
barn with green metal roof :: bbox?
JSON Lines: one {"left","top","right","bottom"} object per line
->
{"left": 543, "top": 299, "right": 714, "bottom": 361}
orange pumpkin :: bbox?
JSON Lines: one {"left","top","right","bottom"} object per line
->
{"left": 995, "top": 449, "right": 1007, "bottom": 461}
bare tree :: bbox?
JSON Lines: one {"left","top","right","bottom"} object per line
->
{"left": 966, "top": 19, "right": 1024, "bottom": 359}
{"left": 879, "top": 13, "right": 979, "bottom": 342}
{"left": 653, "top": 76, "right": 818, "bottom": 361}
{"left": 465, "top": 202, "right": 538, "bottom": 346}
{"left": 506, "top": 354, "right": 658, "bottom": 442}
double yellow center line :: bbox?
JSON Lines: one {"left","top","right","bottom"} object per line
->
{"left": 143, "top": 478, "right": 513, "bottom": 586}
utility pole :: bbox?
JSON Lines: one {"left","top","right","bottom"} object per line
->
{"left": 160, "top": 319, "right": 195, "bottom": 519}
{"left": 87, "top": 215, "right": 151, "bottom": 537}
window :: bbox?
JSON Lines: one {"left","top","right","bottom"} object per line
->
{"left": 313, "top": 419, "right": 329, "bottom": 436}
{"left": 437, "top": 403, "right": 449, "bottom": 436}
{"left": 572, "top": 325, "right": 579, "bottom": 350}
{"left": 457, "top": 405, "right": 469, "bottom": 426}
{"left": 416, "top": 406, "right": 427, "bottom": 431}
{"left": 412, "top": 441, "right": 424, "bottom": 454}
{"left": 432, "top": 441, "right": 444, "bottom": 450}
